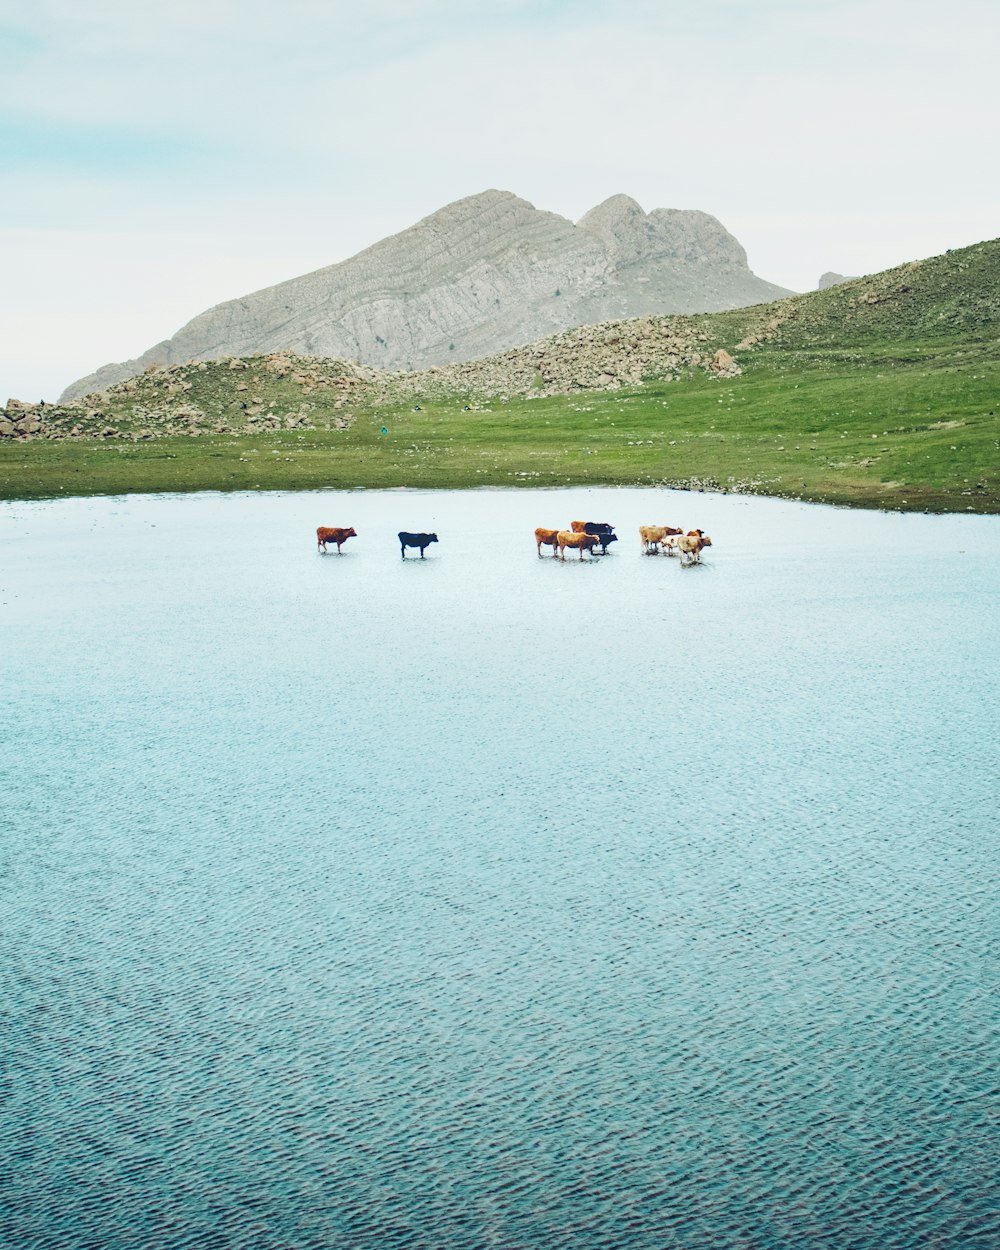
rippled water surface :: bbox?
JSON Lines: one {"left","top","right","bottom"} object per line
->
{"left": 3, "top": 488, "right": 998, "bottom": 1250}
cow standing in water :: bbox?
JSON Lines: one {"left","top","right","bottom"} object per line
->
{"left": 534, "top": 527, "right": 561, "bottom": 557}
{"left": 317, "top": 526, "right": 357, "bottom": 553}
{"left": 570, "top": 520, "right": 618, "bottom": 553}
{"left": 398, "top": 532, "right": 438, "bottom": 558}
{"left": 639, "top": 524, "right": 683, "bottom": 554}
{"left": 557, "top": 531, "right": 602, "bottom": 560}
{"left": 667, "top": 530, "right": 713, "bottom": 565}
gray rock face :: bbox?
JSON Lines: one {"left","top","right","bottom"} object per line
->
{"left": 818, "top": 272, "right": 857, "bottom": 290}
{"left": 61, "top": 190, "right": 793, "bottom": 401}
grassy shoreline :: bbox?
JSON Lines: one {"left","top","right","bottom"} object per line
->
{"left": 3, "top": 352, "right": 997, "bottom": 512}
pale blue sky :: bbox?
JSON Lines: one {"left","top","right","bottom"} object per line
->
{"left": 2, "top": 0, "right": 998, "bottom": 400}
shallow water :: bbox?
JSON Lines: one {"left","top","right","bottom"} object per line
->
{"left": 2, "top": 487, "right": 998, "bottom": 1250}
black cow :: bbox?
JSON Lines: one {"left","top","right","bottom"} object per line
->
{"left": 583, "top": 521, "right": 618, "bottom": 554}
{"left": 398, "top": 531, "right": 439, "bottom": 558}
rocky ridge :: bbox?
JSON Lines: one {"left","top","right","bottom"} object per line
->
{"left": 10, "top": 236, "right": 998, "bottom": 443}
{"left": 60, "top": 190, "right": 791, "bottom": 401}
{"left": 6, "top": 316, "right": 742, "bottom": 441}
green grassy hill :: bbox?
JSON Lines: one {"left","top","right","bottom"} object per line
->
{"left": 3, "top": 238, "right": 998, "bottom": 511}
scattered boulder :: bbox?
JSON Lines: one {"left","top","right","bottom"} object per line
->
{"left": 818, "top": 272, "right": 857, "bottom": 290}
{"left": 710, "top": 348, "right": 740, "bottom": 377}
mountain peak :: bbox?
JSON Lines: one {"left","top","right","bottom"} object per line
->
{"left": 579, "top": 193, "right": 645, "bottom": 222}
{"left": 428, "top": 188, "right": 530, "bottom": 215}
{"left": 59, "top": 191, "right": 792, "bottom": 400}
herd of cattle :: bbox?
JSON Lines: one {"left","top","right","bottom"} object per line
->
{"left": 317, "top": 522, "right": 712, "bottom": 564}
{"left": 534, "top": 521, "right": 711, "bottom": 565}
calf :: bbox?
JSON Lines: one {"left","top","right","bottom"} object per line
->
{"left": 534, "top": 527, "right": 561, "bottom": 557}
{"left": 639, "top": 524, "right": 683, "bottom": 554}
{"left": 557, "top": 530, "right": 602, "bottom": 560}
{"left": 398, "top": 531, "right": 438, "bottom": 558}
{"left": 316, "top": 526, "right": 357, "bottom": 554}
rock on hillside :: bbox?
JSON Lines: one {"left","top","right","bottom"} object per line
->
{"left": 61, "top": 190, "right": 792, "bottom": 401}
{"left": 818, "top": 271, "right": 857, "bottom": 289}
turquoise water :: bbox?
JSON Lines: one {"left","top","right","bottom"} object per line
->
{"left": 2, "top": 488, "right": 998, "bottom": 1250}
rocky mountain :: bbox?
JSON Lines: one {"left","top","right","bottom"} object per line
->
{"left": 12, "top": 234, "right": 1000, "bottom": 447}
{"left": 61, "top": 191, "right": 792, "bottom": 402}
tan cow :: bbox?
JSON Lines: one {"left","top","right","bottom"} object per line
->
{"left": 317, "top": 526, "right": 357, "bottom": 553}
{"left": 557, "top": 530, "right": 602, "bottom": 560}
{"left": 663, "top": 529, "right": 698, "bottom": 556}
{"left": 534, "top": 527, "right": 561, "bottom": 557}
{"left": 675, "top": 530, "right": 712, "bottom": 566}
{"left": 639, "top": 524, "right": 683, "bottom": 554}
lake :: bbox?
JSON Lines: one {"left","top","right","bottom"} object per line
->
{"left": 2, "top": 487, "right": 998, "bottom": 1250}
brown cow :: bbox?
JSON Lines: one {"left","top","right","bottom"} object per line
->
{"left": 316, "top": 526, "right": 357, "bottom": 553}
{"left": 534, "top": 527, "right": 561, "bottom": 557}
{"left": 557, "top": 530, "right": 602, "bottom": 560}
{"left": 639, "top": 524, "right": 683, "bottom": 554}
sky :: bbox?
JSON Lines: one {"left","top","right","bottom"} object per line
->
{"left": 2, "top": 0, "right": 998, "bottom": 402}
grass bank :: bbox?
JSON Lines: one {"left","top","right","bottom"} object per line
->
{"left": 3, "top": 339, "right": 996, "bottom": 511}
